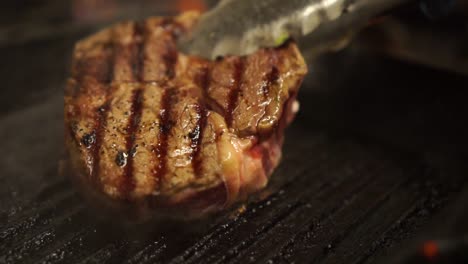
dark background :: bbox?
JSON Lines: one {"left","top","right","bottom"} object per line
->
{"left": 1, "top": 0, "right": 468, "bottom": 263}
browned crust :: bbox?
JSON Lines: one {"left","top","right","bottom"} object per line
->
{"left": 65, "top": 11, "right": 307, "bottom": 214}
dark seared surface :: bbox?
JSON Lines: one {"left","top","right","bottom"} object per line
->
{"left": 2, "top": 1, "right": 468, "bottom": 263}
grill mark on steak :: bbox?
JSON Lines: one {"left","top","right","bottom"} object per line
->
{"left": 153, "top": 87, "right": 176, "bottom": 188}
{"left": 196, "top": 66, "right": 211, "bottom": 92}
{"left": 132, "top": 21, "right": 146, "bottom": 82}
{"left": 226, "top": 58, "right": 245, "bottom": 127}
{"left": 189, "top": 67, "right": 211, "bottom": 178}
{"left": 119, "top": 88, "right": 144, "bottom": 196}
{"left": 89, "top": 35, "right": 116, "bottom": 183}
{"left": 110, "top": 21, "right": 147, "bottom": 196}
{"left": 149, "top": 19, "right": 181, "bottom": 189}
{"left": 264, "top": 66, "right": 279, "bottom": 98}
{"left": 91, "top": 104, "right": 110, "bottom": 183}
{"left": 189, "top": 103, "right": 207, "bottom": 178}
{"left": 157, "top": 17, "right": 180, "bottom": 80}
{"left": 197, "top": 65, "right": 225, "bottom": 116}
{"left": 162, "top": 39, "right": 178, "bottom": 80}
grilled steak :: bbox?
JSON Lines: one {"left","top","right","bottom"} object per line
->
{"left": 65, "top": 12, "right": 307, "bottom": 217}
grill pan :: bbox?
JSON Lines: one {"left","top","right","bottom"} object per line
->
{"left": 1, "top": 1, "right": 468, "bottom": 263}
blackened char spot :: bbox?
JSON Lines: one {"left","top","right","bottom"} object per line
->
{"left": 129, "top": 145, "right": 138, "bottom": 157}
{"left": 120, "top": 88, "right": 144, "bottom": 196}
{"left": 98, "top": 105, "right": 107, "bottom": 113}
{"left": 115, "top": 151, "right": 128, "bottom": 167}
{"left": 153, "top": 87, "right": 177, "bottom": 187}
{"left": 188, "top": 130, "right": 197, "bottom": 139}
{"left": 190, "top": 104, "right": 207, "bottom": 177}
{"left": 226, "top": 58, "right": 245, "bottom": 127}
{"left": 159, "top": 120, "right": 174, "bottom": 134}
{"left": 81, "top": 132, "right": 96, "bottom": 148}
{"left": 132, "top": 21, "right": 146, "bottom": 82}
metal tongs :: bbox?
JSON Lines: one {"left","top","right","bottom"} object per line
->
{"left": 178, "top": 0, "right": 414, "bottom": 59}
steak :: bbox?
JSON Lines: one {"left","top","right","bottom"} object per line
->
{"left": 64, "top": 12, "right": 307, "bottom": 218}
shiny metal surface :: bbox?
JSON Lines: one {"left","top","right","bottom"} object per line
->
{"left": 178, "top": 0, "right": 413, "bottom": 59}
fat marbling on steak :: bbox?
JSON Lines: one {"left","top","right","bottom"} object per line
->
{"left": 64, "top": 12, "right": 307, "bottom": 216}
